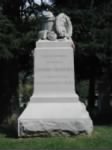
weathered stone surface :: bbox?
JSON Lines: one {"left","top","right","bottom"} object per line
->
{"left": 47, "top": 31, "right": 57, "bottom": 40}
{"left": 18, "top": 40, "right": 93, "bottom": 137}
{"left": 38, "top": 12, "right": 73, "bottom": 40}
{"left": 18, "top": 102, "right": 93, "bottom": 136}
{"left": 55, "top": 13, "right": 73, "bottom": 39}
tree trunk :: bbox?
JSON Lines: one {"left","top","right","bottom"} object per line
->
{"left": 0, "top": 58, "right": 19, "bottom": 123}
{"left": 87, "top": 55, "right": 97, "bottom": 115}
{"left": 88, "top": 73, "right": 95, "bottom": 113}
{"left": 98, "top": 68, "right": 112, "bottom": 114}
{"left": 90, "top": 0, "right": 95, "bottom": 9}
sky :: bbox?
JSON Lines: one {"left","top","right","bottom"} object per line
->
{"left": 25, "top": 0, "right": 52, "bottom": 8}
{"left": 34, "top": 0, "right": 52, "bottom": 5}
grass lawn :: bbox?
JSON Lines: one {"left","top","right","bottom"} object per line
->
{"left": 0, "top": 126, "right": 112, "bottom": 149}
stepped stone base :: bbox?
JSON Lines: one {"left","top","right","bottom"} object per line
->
{"left": 18, "top": 40, "right": 93, "bottom": 137}
{"left": 18, "top": 100, "right": 93, "bottom": 137}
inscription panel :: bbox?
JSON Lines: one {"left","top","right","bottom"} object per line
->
{"left": 34, "top": 48, "right": 75, "bottom": 93}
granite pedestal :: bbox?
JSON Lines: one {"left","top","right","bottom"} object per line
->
{"left": 18, "top": 39, "right": 93, "bottom": 136}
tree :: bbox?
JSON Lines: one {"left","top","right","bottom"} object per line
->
{"left": 0, "top": 1, "right": 38, "bottom": 123}
{"left": 0, "top": 0, "right": 112, "bottom": 124}
{"left": 54, "top": 0, "right": 112, "bottom": 117}
{"left": 0, "top": 0, "right": 47, "bottom": 122}
{"left": 0, "top": 8, "right": 20, "bottom": 122}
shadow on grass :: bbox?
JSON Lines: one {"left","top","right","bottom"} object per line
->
{"left": 0, "top": 125, "right": 18, "bottom": 138}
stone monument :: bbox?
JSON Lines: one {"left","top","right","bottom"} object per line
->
{"left": 18, "top": 11, "right": 93, "bottom": 137}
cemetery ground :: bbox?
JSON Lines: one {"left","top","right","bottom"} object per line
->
{"left": 0, "top": 126, "right": 112, "bottom": 148}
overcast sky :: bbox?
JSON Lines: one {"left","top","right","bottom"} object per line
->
{"left": 25, "top": 0, "right": 53, "bottom": 8}
{"left": 34, "top": 0, "right": 52, "bottom": 5}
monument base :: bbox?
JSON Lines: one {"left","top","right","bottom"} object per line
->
{"left": 18, "top": 39, "right": 93, "bottom": 137}
{"left": 18, "top": 99, "right": 93, "bottom": 137}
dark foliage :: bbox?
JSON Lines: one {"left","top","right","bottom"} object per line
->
{"left": 0, "top": 0, "right": 112, "bottom": 123}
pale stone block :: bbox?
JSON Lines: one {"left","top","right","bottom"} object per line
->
{"left": 18, "top": 39, "right": 93, "bottom": 137}
{"left": 18, "top": 102, "right": 93, "bottom": 136}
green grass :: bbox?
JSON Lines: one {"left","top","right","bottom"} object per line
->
{"left": 0, "top": 126, "right": 112, "bottom": 149}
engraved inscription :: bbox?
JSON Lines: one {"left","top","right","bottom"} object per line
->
{"left": 41, "top": 55, "right": 66, "bottom": 58}
{"left": 37, "top": 81, "right": 73, "bottom": 85}
{"left": 35, "top": 49, "right": 74, "bottom": 89}
{"left": 37, "top": 68, "right": 72, "bottom": 72}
